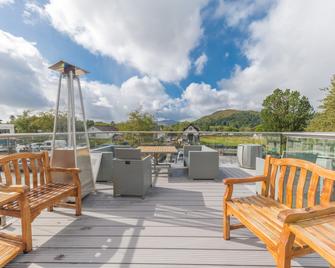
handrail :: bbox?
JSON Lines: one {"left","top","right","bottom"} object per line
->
{"left": 0, "top": 131, "right": 334, "bottom": 139}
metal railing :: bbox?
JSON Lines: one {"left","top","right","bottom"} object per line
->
{"left": 0, "top": 131, "right": 334, "bottom": 167}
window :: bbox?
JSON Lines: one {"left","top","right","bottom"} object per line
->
{"left": 0, "top": 129, "right": 10, "bottom": 134}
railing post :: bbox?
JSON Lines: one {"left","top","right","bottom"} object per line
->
{"left": 280, "top": 133, "right": 287, "bottom": 157}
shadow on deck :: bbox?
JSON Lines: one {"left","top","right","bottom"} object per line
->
{"left": 8, "top": 163, "right": 327, "bottom": 267}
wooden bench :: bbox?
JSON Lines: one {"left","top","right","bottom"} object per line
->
{"left": 223, "top": 156, "right": 335, "bottom": 267}
{"left": 278, "top": 211, "right": 335, "bottom": 268}
{"left": 0, "top": 152, "right": 82, "bottom": 253}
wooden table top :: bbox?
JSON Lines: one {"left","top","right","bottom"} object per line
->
{"left": 0, "top": 192, "right": 21, "bottom": 207}
{"left": 138, "top": 146, "right": 177, "bottom": 154}
{"left": 289, "top": 214, "right": 335, "bottom": 266}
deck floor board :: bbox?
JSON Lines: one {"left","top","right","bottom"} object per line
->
{"left": 8, "top": 163, "right": 327, "bottom": 267}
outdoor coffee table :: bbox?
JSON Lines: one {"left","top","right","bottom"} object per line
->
{"left": 137, "top": 146, "right": 177, "bottom": 173}
{"left": 280, "top": 214, "right": 335, "bottom": 267}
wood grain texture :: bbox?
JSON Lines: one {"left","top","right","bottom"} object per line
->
{"left": 285, "top": 166, "right": 297, "bottom": 208}
{"left": 138, "top": 146, "right": 177, "bottom": 154}
{"left": 278, "top": 166, "right": 287, "bottom": 203}
{"left": 288, "top": 214, "right": 335, "bottom": 267}
{"left": 296, "top": 168, "right": 308, "bottom": 208}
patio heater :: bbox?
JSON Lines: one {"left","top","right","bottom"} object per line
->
{"left": 49, "top": 60, "right": 95, "bottom": 198}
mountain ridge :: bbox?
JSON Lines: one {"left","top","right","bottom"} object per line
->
{"left": 193, "top": 109, "right": 261, "bottom": 131}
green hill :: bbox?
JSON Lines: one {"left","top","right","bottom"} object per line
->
{"left": 194, "top": 109, "right": 261, "bottom": 131}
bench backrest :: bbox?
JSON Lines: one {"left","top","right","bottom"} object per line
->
{"left": 0, "top": 152, "right": 51, "bottom": 188}
{"left": 262, "top": 155, "right": 335, "bottom": 208}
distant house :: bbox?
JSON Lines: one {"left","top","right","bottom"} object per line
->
{"left": 183, "top": 124, "right": 200, "bottom": 144}
{"left": 0, "top": 123, "right": 15, "bottom": 134}
{"left": 0, "top": 124, "right": 15, "bottom": 153}
{"left": 88, "top": 125, "right": 118, "bottom": 139}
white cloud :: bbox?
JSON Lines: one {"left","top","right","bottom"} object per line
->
{"left": 0, "top": 30, "right": 53, "bottom": 119}
{"left": 194, "top": 53, "right": 208, "bottom": 75}
{"left": 218, "top": 0, "right": 335, "bottom": 110}
{"left": 0, "top": 30, "right": 226, "bottom": 122}
{"left": 5, "top": 1, "right": 335, "bottom": 124}
{"left": 44, "top": 0, "right": 207, "bottom": 82}
{"left": 23, "top": 0, "right": 47, "bottom": 25}
{"left": 82, "top": 76, "right": 171, "bottom": 122}
{"left": 0, "top": 0, "right": 14, "bottom": 7}
{"left": 177, "top": 83, "right": 236, "bottom": 120}
{"left": 214, "top": 0, "right": 272, "bottom": 27}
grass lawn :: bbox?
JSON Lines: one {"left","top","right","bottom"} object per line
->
{"left": 200, "top": 135, "right": 266, "bottom": 147}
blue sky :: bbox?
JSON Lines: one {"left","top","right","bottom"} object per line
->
{"left": 0, "top": 0, "right": 334, "bottom": 122}
{"left": 0, "top": 0, "right": 251, "bottom": 97}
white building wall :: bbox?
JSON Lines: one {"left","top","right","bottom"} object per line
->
{"left": 0, "top": 124, "right": 15, "bottom": 134}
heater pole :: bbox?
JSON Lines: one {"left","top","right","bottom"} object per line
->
{"left": 52, "top": 74, "right": 63, "bottom": 153}
{"left": 76, "top": 77, "right": 90, "bottom": 149}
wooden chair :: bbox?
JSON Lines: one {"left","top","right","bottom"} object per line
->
{"left": 223, "top": 155, "right": 335, "bottom": 267}
{"left": 0, "top": 190, "right": 28, "bottom": 266}
{"left": 0, "top": 152, "right": 81, "bottom": 253}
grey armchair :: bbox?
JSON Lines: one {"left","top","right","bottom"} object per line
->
{"left": 112, "top": 148, "right": 152, "bottom": 198}
{"left": 184, "top": 145, "right": 219, "bottom": 180}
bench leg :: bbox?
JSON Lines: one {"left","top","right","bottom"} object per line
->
{"left": 277, "top": 225, "right": 295, "bottom": 268}
{"left": 20, "top": 196, "right": 32, "bottom": 253}
{"left": 223, "top": 185, "right": 233, "bottom": 240}
{"left": 223, "top": 214, "right": 230, "bottom": 240}
{"left": 47, "top": 206, "right": 54, "bottom": 212}
{"left": 223, "top": 202, "right": 231, "bottom": 240}
{"left": 75, "top": 189, "right": 82, "bottom": 216}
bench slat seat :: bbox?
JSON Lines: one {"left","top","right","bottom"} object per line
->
{"left": 0, "top": 183, "right": 76, "bottom": 212}
{"left": 229, "top": 195, "right": 308, "bottom": 251}
{"left": 0, "top": 238, "right": 22, "bottom": 267}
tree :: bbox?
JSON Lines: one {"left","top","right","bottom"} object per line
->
{"left": 260, "top": 89, "right": 314, "bottom": 131}
{"left": 307, "top": 76, "right": 335, "bottom": 131}
{"left": 86, "top": 120, "right": 95, "bottom": 128}
{"left": 117, "top": 111, "right": 158, "bottom": 131}
{"left": 13, "top": 111, "right": 37, "bottom": 133}
{"left": 162, "top": 121, "right": 191, "bottom": 131}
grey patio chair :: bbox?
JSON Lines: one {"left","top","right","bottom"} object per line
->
{"left": 112, "top": 148, "right": 152, "bottom": 198}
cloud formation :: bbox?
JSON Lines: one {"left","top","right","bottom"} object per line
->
{"left": 0, "top": 0, "right": 13, "bottom": 7}
{"left": 44, "top": 0, "right": 207, "bottom": 82}
{"left": 2, "top": 1, "right": 335, "bottom": 123}
{"left": 0, "top": 30, "right": 225, "bottom": 122}
{"left": 194, "top": 53, "right": 208, "bottom": 75}
{"left": 218, "top": 0, "right": 335, "bottom": 110}
{"left": 0, "top": 30, "right": 53, "bottom": 119}
{"left": 214, "top": 0, "right": 273, "bottom": 27}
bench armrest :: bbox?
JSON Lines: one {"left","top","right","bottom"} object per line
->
{"left": 224, "top": 176, "right": 266, "bottom": 185}
{"left": 223, "top": 176, "right": 266, "bottom": 202}
{"left": 278, "top": 204, "right": 335, "bottom": 223}
{"left": 0, "top": 184, "right": 29, "bottom": 193}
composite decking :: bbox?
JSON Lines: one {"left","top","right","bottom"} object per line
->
{"left": 7, "top": 161, "right": 327, "bottom": 267}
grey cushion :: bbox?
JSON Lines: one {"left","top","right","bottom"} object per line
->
{"left": 114, "top": 148, "right": 141, "bottom": 160}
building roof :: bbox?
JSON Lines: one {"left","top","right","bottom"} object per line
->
{"left": 183, "top": 124, "right": 200, "bottom": 132}
{"left": 90, "top": 125, "right": 118, "bottom": 132}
